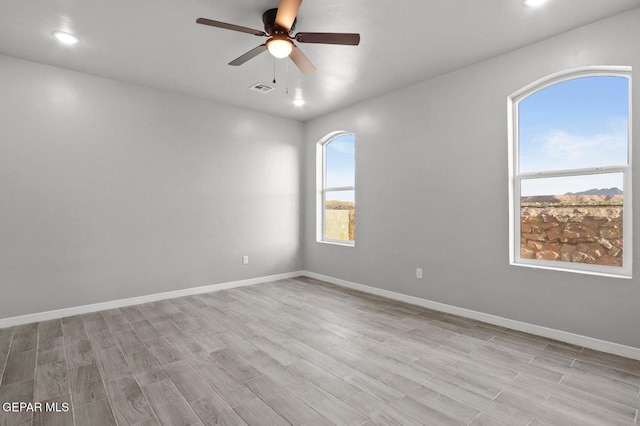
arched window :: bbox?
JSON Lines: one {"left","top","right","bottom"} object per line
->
{"left": 317, "top": 132, "right": 356, "bottom": 245}
{"left": 508, "top": 67, "right": 632, "bottom": 278}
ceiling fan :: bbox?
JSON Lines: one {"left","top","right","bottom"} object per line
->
{"left": 196, "top": 0, "right": 360, "bottom": 75}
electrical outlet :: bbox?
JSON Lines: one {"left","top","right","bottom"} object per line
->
{"left": 416, "top": 268, "right": 423, "bottom": 279}
{"left": 243, "top": 256, "right": 249, "bottom": 265}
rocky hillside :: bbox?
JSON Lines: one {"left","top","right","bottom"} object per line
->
{"left": 521, "top": 194, "right": 623, "bottom": 207}
{"left": 325, "top": 201, "right": 355, "bottom": 210}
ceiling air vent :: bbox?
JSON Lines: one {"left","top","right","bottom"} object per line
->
{"left": 249, "top": 82, "right": 275, "bottom": 94}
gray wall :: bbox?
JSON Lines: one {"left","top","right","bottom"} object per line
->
{"left": 303, "top": 9, "right": 640, "bottom": 349}
{"left": 2, "top": 9, "right": 639, "bottom": 349}
{"left": 0, "top": 55, "right": 303, "bottom": 318}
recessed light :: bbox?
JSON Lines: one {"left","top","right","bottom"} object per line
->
{"left": 293, "top": 99, "right": 306, "bottom": 107}
{"left": 523, "top": 0, "right": 547, "bottom": 6}
{"left": 52, "top": 31, "right": 79, "bottom": 45}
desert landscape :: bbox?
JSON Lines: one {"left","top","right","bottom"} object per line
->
{"left": 325, "top": 200, "right": 355, "bottom": 242}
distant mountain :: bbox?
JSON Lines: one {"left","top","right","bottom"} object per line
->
{"left": 565, "top": 187, "right": 623, "bottom": 196}
{"left": 521, "top": 191, "right": 623, "bottom": 206}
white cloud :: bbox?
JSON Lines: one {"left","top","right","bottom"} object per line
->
{"left": 543, "top": 130, "right": 601, "bottom": 161}
{"left": 538, "top": 127, "right": 626, "bottom": 169}
{"left": 521, "top": 119, "right": 628, "bottom": 195}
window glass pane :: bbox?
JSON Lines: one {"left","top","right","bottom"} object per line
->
{"left": 520, "top": 173, "right": 623, "bottom": 267}
{"left": 325, "top": 190, "right": 355, "bottom": 242}
{"left": 326, "top": 134, "right": 355, "bottom": 188}
{"left": 519, "top": 76, "right": 629, "bottom": 173}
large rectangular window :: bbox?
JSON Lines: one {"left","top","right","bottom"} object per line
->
{"left": 317, "top": 132, "right": 355, "bottom": 245}
{"left": 509, "top": 67, "right": 632, "bottom": 278}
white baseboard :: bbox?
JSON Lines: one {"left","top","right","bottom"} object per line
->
{"left": 0, "top": 271, "right": 305, "bottom": 329}
{"left": 3, "top": 269, "right": 639, "bottom": 361}
{"left": 302, "top": 271, "right": 640, "bottom": 361}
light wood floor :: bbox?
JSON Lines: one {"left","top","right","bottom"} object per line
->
{"left": 1, "top": 277, "right": 639, "bottom": 425}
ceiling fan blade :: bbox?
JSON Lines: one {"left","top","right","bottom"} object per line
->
{"left": 196, "top": 18, "right": 266, "bottom": 37}
{"left": 289, "top": 46, "right": 316, "bottom": 74}
{"left": 229, "top": 44, "right": 267, "bottom": 66}
{"left": 295, "top": 32, "right": 360, "bottom": 45}
{"left": 275, "top": 0, "right": 302, "bottom": 31}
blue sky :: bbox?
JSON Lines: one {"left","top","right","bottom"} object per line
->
{"left": 518, "top": 75, "right": 628, "bottom": 195}
{"left": 325, "top": 133, "right": 355, "bottom": 202}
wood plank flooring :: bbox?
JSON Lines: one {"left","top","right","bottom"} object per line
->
{"left": 1, "top": 276, "right": 639, "bottom": 425}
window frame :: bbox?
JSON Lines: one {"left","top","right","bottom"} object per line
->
{"left": 316, "top": 131, "right": 356, "bottom": 246}
{"left": 508, "top": 66, "right": 633, "bottom": 278}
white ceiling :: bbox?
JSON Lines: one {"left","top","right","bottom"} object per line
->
{"left": 1, "top": 0, "right": 639, "bottom": 121}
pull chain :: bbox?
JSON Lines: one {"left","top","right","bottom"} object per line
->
{"left": 285, "top": 59, "right": 289, "bottom": 95}
{"left": 273, "top": 57, "right": 277, "bottom": 84}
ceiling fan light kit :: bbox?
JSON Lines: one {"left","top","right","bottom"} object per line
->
{"left": 196, "top": 0, "right": 360, "bottom": 75}
{"left": 267, "top": 37, "right": 293, "bottom": 58}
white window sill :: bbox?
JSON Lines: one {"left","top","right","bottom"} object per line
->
{"left": 511, "top": 260, "right": 631, "bottom": 279}
{"left": 317, "top": 240, "right": 355, "bottom": 247}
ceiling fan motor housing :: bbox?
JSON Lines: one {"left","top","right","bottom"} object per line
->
{"left": 262, "top": 8, "right": 296, "bottom": 35}
{"left": 196, "top": 0, "right": 358, "bottom": 75}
